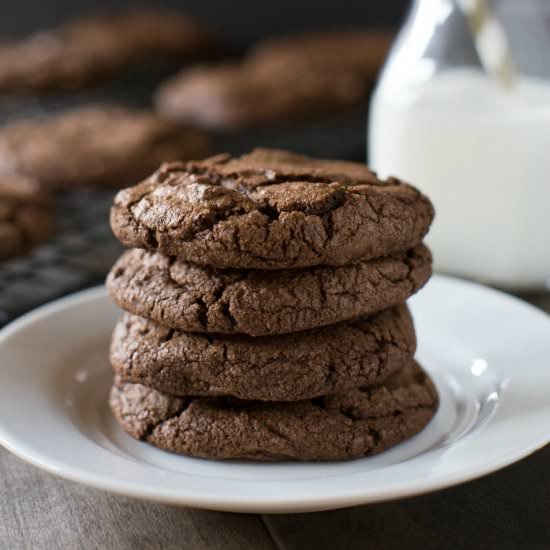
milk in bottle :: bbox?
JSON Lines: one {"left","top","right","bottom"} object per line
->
{"left": 369, "top": 0, "right": 550, "bottom": 289}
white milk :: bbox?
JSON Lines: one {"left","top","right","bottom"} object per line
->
{"left": 369, "top": 68, "right": 550, "bottom": 289}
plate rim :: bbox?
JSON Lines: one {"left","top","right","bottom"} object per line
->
{"left": 1, "top": 276, "right": 550, "bottom": 513}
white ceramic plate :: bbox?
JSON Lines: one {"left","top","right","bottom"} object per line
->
{"left": 0, "top": 275, "right": 549, "bottom": 513}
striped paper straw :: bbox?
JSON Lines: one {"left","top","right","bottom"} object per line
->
{"left": 456, "top": 0, "right": 516, "bottom": 89}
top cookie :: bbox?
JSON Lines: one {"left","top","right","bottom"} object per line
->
{"left": 0, "top": 174, "right": 54, "bottom": 260}
{"left": 0, "top": 105, "right": 210, "bottom": 189}
{"left": 110, "top": 148, "right": 434, "bottom": 269}
{"left": 0, "top": 9, "right": 215, "bottom": 92}
{"left": 155, "top": 30, "right": 393, "bottom": 129}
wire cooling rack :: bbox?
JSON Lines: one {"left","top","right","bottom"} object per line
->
{"left": 0, "top": 73, "right": 367, "bottom": 327}
{"left": 0, "top": 188, "right": 123, "bottom": 326}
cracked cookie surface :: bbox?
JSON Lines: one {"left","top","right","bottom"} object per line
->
{"left": 110, "top": 148, "right": 434, "bottom": 269}
{"left": 110, "top": 360, "right": 438, "bottom": 461}
{"left": 106, "top": 244, "right": 431, "bottom": 336}
{"left": 0, "top": 175, "right": 54, "bottom": 260}
{"left": 110, "top": 305, "right": 415, "bottom": 401}
{"left": 0, "top": 105, "right": 210, "bottom": 189}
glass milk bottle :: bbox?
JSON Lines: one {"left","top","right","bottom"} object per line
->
{"left": 369, "top": 0, "right": 550, "bottom": 290}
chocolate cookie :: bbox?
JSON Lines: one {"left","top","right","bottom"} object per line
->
{"left": 110, "top": 361, "right": 438, "bottom": 461}
{"left": 110, "top": 149, "right": 434, "bottom": 269}
{"left": 0, "top": 105, "right": 210, "bottom": 189}
{"left": 0, "top": 9, "right": 215, "bottom": 92}
{"left": 110, "top": 305, "right": 415, "bottom": 401}
{"left": 0, "top": 175, "right": 54, "bottom": 260}
{"left": 155, "top": 30, "right": 392, "bottom": 129}
{"left": 106, "top": 244, "right": 430, "bottom": 336}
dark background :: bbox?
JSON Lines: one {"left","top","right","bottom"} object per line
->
{"left": 0, "top": 0, "right": 410, "bottom": 44}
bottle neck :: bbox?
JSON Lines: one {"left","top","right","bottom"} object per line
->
{"left": 408, "top": 0, "right": 550, "bottom": 80}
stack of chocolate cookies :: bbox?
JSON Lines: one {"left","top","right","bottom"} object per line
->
{"left": 106, "top": 148, "right": 438, "bottom": 461}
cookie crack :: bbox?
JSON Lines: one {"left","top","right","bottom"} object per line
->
{"left": 188, "top": 163, "right": 352, "bottom": 189}
{"left": 141, "top": 399, "right": 191, "bottom": 440}
{"left": 258, "top": 419, "right": 294, "bottom": 446}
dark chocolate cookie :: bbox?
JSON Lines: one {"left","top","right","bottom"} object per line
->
{"left": 0, "top": 175, "right": 54, "bottom": 260}
{"left": 0, "top": 105, "right": 210, "bottom": 189}
{"left": 110, "top": 361, "right": 438, "bottom": 461}
{"left": 110, "top": 149, "right": 434, "bottom": 269}
{"left": 0, "top": 9, "right": 215, "bottom": 92}
{"left": 110, "top": 305, "right": 415, "bottom": 401}
{"left": 106, "top": 244, "right": 431, "bottom": 336}
{"left": 155, "top": 30, "right": 392, "bottom": 129}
